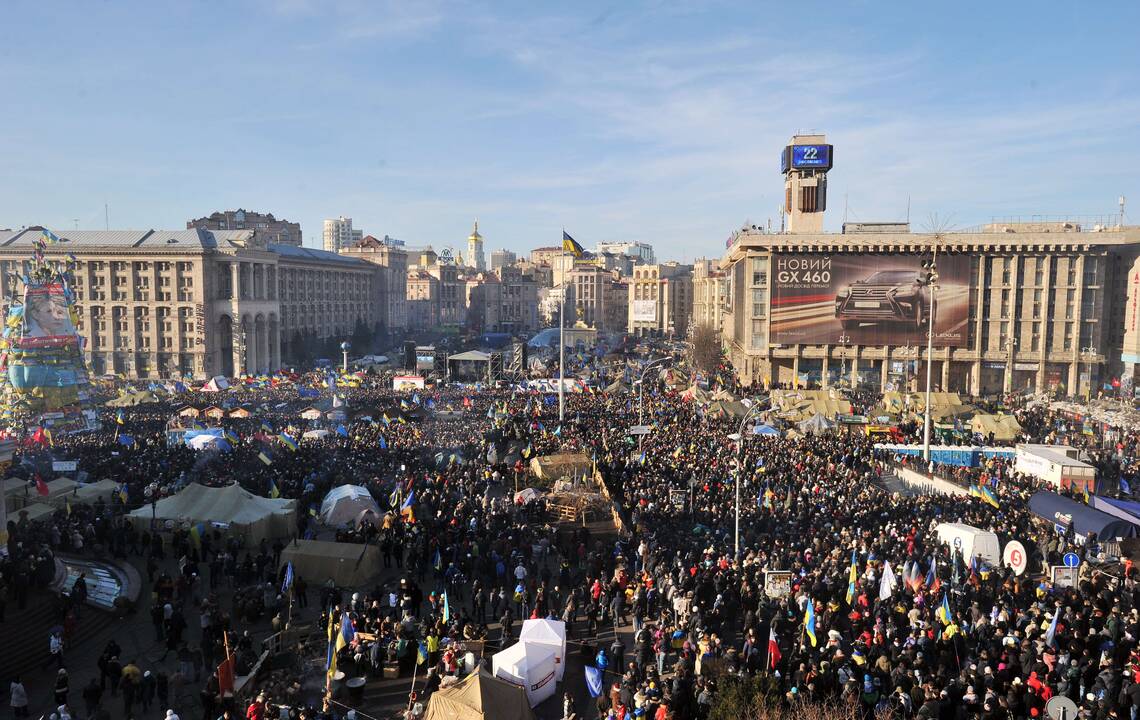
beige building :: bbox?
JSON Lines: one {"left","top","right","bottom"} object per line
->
{"left": 187, "top": 209, "right": 301, "bottom": 246}
{"left": 323, "top": 216, "right": 362, "bottom": 253}
{"left": 339, "top": 236, "right": 408, "bottom": 332}
{"left": 467, "top": 220, "right": 486, "bottom": 272}
{"left": 628, "top": 262, "right": 693, "bottom": 338}
{"left": 426, "top": 262, "right": 464, "bottom": 328}
{"left": 568, "top": 266, "right": 627, "bottom": 331}
{"left": 692, "top": 258, "right": 727, "bottom": 333}
{"left": 406, "top": 269, "right": 440, "bottom": 330}
{"left": 720, "top": 224, "right": 1140, "bottom": 394}
{"left": 465, "top": 266, "right": 539, "bottom": 334}
{"left": 0, "top": 227, "right": 381, "bottom": 379}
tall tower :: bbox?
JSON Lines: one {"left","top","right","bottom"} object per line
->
{"left": 467, "top": 219, "right": 485, "bottom": 271}
{"left": 780, "top": 134, "right": 833, "bottom": 233}
{"left": 323, "top": 216, "right": 355, "bottom": 253}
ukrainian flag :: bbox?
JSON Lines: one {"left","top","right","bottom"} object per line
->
{"left": 845, "top": 551, "right": 858, "bottom": 605}
{"left": 279, "top": 433, "right": 299, "bottom": 451}
{"left": 969, "top": 484, "right": 981, "bottom": 498}
{"left": 258, "top": 451, "right": 273, "bottom": 466}
{"left": 116, "top": 409, "right": 125, "bottom": 425}
{"left": 803, "top": 599, "right": 817, "bottom": 647}
{"left": 936, "top": 594, "right": 952, "bottom": 625}
{"left": 42, "top": 228, "right": 62, "bottom": 244}
{"left": 562, "top": 231, "right": 585, "bottom": 258}
{"left": 268, "top": 480, "right": 281, "bottom": 499}
{"left": 981, "top": 486, "right": 1000, "bottom": 509}
{"left": 417, "top": 641, "right": 429, "bottom": 666}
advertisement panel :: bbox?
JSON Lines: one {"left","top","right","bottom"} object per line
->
{"left": 392, "top": 375, "right": 425, "bottom": 391}
{"left": 771, "top": 253, "right": 971, "bottom": 347}
{"left": 632, "top": 300, "right": 656, "bottom": 323}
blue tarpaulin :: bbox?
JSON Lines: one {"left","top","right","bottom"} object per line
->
{"left": 1028, "top": 491, "right": 1138, "bottom": 540}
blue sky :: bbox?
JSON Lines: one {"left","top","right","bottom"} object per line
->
{"left": 1, "top": 1, "right": 1137, "bottom": 261}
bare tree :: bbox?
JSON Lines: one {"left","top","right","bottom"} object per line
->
{"left": 689, "top": 322, "right": 723, "bottom": 375}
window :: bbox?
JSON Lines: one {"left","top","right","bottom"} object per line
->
{"left": 1067, "top": 261, "right": 1078, "bottom": 286}
{"left": 1084, "top": 257, "right": 1099, "bottom": 287}
{"left": 750, "top": 319, "right": 766, "bottom": 349}
{"left": 1065, "top": 289, "right": 1076, "bottom": 319}
{"left": 751, "top": 257, "right": 767, "bottom": 286}
{"left": 1001, "top": 260, "right": 1011, "bottom": 285}
{"left": 1034, "top": 262, "right": 1044, "bottom": 287}
{"left": 1000, "top": 289, "right": 1010, "bottom": 318}
{"left": 1063, "top": 323, "right": 1073, "bottom": 350}
{"left": 751, "top": 288, "right": 767, "bottom": 318}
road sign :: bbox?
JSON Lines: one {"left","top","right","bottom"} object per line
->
{"left": 1002, "top": 540, "right": 1028, "bottom": 576}
{"left": 1051, "top": 566, "right": 1078, "bottom": 588}
{"left": 1046, "top": 695, "right": 1078, "bottom": 720}
{"left": 1063, "top": 552, "right": 1080, "bottom": 568}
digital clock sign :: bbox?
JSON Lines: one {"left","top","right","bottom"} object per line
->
{"left": 792, "top": 144, "right": 831, "bottom": 169}
{"left": 781, "top": 144, "right": 834, "bottom": 172}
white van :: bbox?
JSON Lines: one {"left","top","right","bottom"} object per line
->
{"left": 935, "top": 522, "right": 1001, "bottom": 566}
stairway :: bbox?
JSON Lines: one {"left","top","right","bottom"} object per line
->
{"left": 0, "top": 587, "right": 116, "bottom": 682}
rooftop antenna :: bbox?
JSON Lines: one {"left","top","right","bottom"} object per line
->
{"left": 73, "top": 219, "right": 79, "bottom": 230}
{"left": 906, "top": 196, "right": 911, "bottom": 225}
{"left": 1120, "top": 195, "right": 1127, "bottom": 227}
{"left": 843, "top": 193, "right": 849, "bottom": 225}
{"left": 104, "top": 202, "right": 109, "bottom": 231}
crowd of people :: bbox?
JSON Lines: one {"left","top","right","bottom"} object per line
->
{"left": 4, "top": 347, "right": 1140, "bottom": 720}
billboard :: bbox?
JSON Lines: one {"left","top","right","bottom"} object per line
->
{"left": 771, "top": 253, "right": 971, "bottom": 347}
{"left": 632, "top": 300, "right": 657, "bottom": 323}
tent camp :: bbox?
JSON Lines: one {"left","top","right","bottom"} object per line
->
{"left": 105, "top": 390, "right": 160, "bottom": 407}
{"left": 279, "top": 539, "right": 381, "bottom": 587}
{"left": 16, "top": 503, "right": 57, "bottom": 523}
{"left": 203, "top": 406, "right": 226, "bottom": 419}
{"left": 424, "top": 669, "right": 536, "bottom": 720}
{"left": 970, "top": 413, "right": 1022, "bottom": 442}
{"left": 681, "top": 384, "right": 710, "bottom": 403}
{"left": 529, "top": 453, "right": 592, "bottom": 483}
{"left": 603, "top": 380, "right": 628, "bottom": 395}
{"left": 1028, "top": 491, "right": 1138, "bottom": 541}
{"left": 70, "top": 480, "right": 122, "bottom": 507}
{"left": 319, "top": 485, "right": 381, "bottom": 527}
{"left": 518, "top": 619, "right": 567, "bottom": 681}
{"left": 706, "top": 400, "right": 749, "bottom": 420}
{"left": 126, "top": 483, "right": 295, "bottom": 545}
{"left": 201, "top": 376, "right": 229, "bottom": 392}
{"left": 300, "top": 407, "right": 323, "bottom": 421}
{"left": 492, "top": 641, "right": 557, "bottom": 707}
{"left": 797, "top": 413, "right": 836, "bottom": 435}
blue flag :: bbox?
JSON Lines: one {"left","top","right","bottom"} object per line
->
{"left": 1045, "top": 609, "right": 1060, "bottom": 647}
{"left": 442, "top": 591, "right": 450, "bottom": 623}
{"left": 378, "top": 436, "right": 388, "bottom": 450}
{"left": 585, "top": 665, "right": 603, "bottom": 697}
{"left": 281, "top": 562, "right": 294, "bottom": 593}
{"left": 336, "top": 424, "right": 348, "bottom": 437}
{"left": 117, "top": 435, "right": 135, "bottom": 447}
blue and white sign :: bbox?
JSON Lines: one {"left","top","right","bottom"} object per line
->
{"left": 792, "top": 144, "right": 832, "bottom": 169}
{"left": 1063, "top": 552, "right": 1080, "bottom": 568}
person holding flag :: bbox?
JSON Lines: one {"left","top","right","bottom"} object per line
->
{"left": 803, "top": 598, "right": 817, "bottom": 647}
{"left": 845, "top": 550, "right": 859, "bottom": 605}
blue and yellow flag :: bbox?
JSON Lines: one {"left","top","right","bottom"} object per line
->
{"left": 258, "top": 451, "right": 273, "bottom": 466}
{"left": 562, "top": 231, "right": 585, "bottom": 258}
{"left": 803, "top": 599, "right": 817, "bottom": 647}
{"left": 845, "top": 550, "right": 858, "bottom": 605}
{"left": 279, "top": 433, "right": 299, "bottom": 451}
{"left": 442, "top": 591, "right": 450, "bottom": 623}
{"left": 268, "top": 480, "right": 281, "bottom": 499}
{"left": 417, "top": 641, "right": 429, "bottom": 665}
{"left": 981, "top": 486, "right": 1000, "bottom": 509}
{"left": 116, "top": 409, "right": 125, "bottom": 425}
{"left": 937, "top": 594, "right": 952, "bottom": 625}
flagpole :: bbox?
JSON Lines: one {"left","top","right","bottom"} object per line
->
{"left": 559, "top": 248, "right": 566, "bottom": 424}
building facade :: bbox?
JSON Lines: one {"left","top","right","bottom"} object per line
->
{"left": 628, "top": 262, "right": 693, "bottom": 337}
{"left": 568, "top": 266, "right": 627, "bottom": 331}
{"left": 323, "top": 216, "right": 362, "bottom": 253}
{"left": 187, "top": 209, "right": 302, "bottom": 246}
{"left": 692, "top": 258, "right": 727, "bottom": 333}
{"left": 339, "top": 236, "right": 408, "bottom": 333}
{"left": 0, "top": 228, "right": 379, "bottom": 379}
{"left": 406, "top": 269, "right": 440, "bottom": 330}
{"left": 426, "top": 262, "right": 464, "bottom": 328}
{"left": 719, "top": 224, "right": 1140, "bottom": 394}
{"left": 489, "top": 248, "right": 516, "bottom": 272}
{"left": 595, "top": 241, "right": 655, "bottom": 265}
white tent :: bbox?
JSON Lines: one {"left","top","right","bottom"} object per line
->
{"left": 518, "top": 619, "right": 567, "bottom": 681}
{"left": 200, "top": 376, "right": 230, "bottom": 392}
{"left": 319, "top": 485, "right": 381, "bottom": 527}
{"left": 187, "top": 434, "right": 224, "bottom": 450}
{"left": 514, "top": 488, "right": 544, "bottom": 504}
{"left": 126, "top": 483, "right": 295, "bottom": 545}
{"left": 303, "top": 429, "right": 331, "bottom": 440}
{"left": 492, "top": 641, "right": 557, "bottom": 708}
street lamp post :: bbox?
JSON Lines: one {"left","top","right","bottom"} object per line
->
{"left": 837, "top": 333, "right": 851, "bottom": 388}
{"left": 1081, "top": 346, "right": 1098, "bottom": 402}
{"left": 921, "top": 246, "right": 939, "bottom": 467}
{"left": 635, "top": 357, "right": 672, "bottom": 454}
{"left": 729, "top": 403, "right": 765, "bottom": 562}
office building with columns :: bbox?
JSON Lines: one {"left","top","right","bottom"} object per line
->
{"left": 718, "top": 133, "right": 1140, "bottom": 395}
{"left": 0, "top": 227, "right": 382, "bottom": 379}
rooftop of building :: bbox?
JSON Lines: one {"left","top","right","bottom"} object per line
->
{"left": 268, "top": 243, "right": 369, "bottom": 267}
{"left": 0, "top": 227, "right": 256, "bottom": 251}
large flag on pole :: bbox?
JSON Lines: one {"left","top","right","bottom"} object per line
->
{"left": 879, "top": 560, "right": 897, "bottom": 601}
{"left": 803, "top": 599, "right": 817, "bottom": 647}
{"left": 767, "top": 627, "right": 781, "bottom": 669}
{"left": 845, "top": 550, "right": 858, "bottom": 605}
{"left": 562, "top": 231, "right": 585, "bottom": 258}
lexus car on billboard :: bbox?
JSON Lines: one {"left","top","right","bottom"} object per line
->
{"left": 771, "top": 254, "right": 971, "bottom": 347}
